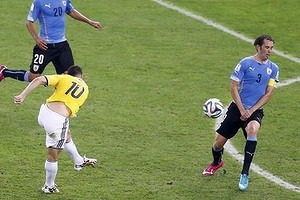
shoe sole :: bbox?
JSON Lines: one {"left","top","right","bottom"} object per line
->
{"left": 42, "top": 188, "right": 59, "bottom": 194}
{"left": 202, "top": 161, "right": 224, "bottom": 176}
{"left": 239, "top": 185, "right": 248, "bottom": 191}
{"left": 74, "top": 160, "right": 97, "bottom": 171}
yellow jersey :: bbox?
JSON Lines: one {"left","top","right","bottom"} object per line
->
{"left": 45, "top": 74, "right": 89, "bottom": 117}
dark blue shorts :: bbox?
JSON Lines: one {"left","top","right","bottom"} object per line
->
{"left": 30, "top": 41, "right": 74, "bottom": 74}
{"left": 216, "top": 102, "right": 264, "bottom": 139}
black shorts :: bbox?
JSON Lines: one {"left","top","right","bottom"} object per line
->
{"left": 216, "top": 102, "right": 264, "bottom": 139}
{"left": 30, "top": 41, "right": 74, "bottom": 74}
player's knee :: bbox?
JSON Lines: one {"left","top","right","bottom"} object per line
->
{"left": 29, "top": 72, "right": 41, "bottom": 81}
{"left": 245, "top": 126, "right": 259, "bottom": 136}
{"left": 213, "top": 143, "right": 224, "bottom": 150}
{"left": 213, "top": 139, "right": 225, "bottom": 150}
{"left": 213, "top": 134, "right": 227, "bottom": 150}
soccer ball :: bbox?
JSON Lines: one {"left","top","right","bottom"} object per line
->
{"left": 203, "top": 98, "right": 224, "bottom": 118}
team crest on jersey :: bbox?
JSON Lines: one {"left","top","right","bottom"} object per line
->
{"left": 62, "top": 1, "right": 66, "bottom": 6}
{"left": 267, "top": 68, "right": 272, "bottom": 75}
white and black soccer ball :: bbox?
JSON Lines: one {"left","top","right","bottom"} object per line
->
{"left": 203, "top": 98, "right": 224, "bottom": 118}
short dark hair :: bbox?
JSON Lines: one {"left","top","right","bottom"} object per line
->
{"left": 67, "top": 65, "right": 83, "bottom": 76}
{"left": 254, "top": 35, "right": 275, "bottom": 47}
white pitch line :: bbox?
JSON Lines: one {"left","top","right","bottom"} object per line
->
{"left": 277, "top": 77, "right": 300, "bottom": 87}
{"left": 216, "top": 113, "right": 300, "bottom": 193}
{"left": 152, "top": 0, "right": 300, "bottom": 64}
{"left": 223, "top": 139, "right": 300, "bottom": 193}
{"left": 152, "top": 0, "right": 300, "bottom": 193}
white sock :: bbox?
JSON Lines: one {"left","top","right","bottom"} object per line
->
{"left": 64, "top": 139, "right": 83, "bottom": 165}
{"left": 44, "top": 160, "right": 58, "bottom": 187}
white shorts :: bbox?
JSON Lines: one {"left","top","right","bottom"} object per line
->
{"left": 38, "top": 104, "right": 69, "bottom": 149}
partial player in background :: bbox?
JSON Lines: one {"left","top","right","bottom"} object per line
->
{"left": 0, "top": 0, "right": 102, "bottom": 82}
{"left": 202, "top": 35, "right": 279, "bottom": 191}
{"left": 14, "top": 65, "right": 97, "bottom": 194}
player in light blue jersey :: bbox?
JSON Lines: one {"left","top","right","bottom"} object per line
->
{"left": 231, "top": 56, "right": 279, "bottom": 110}
{"left": 0, "top": 0, "right": 102, "bottom": 82}
{"left": 202, "top": 35, "right": 280, "bottom": 191}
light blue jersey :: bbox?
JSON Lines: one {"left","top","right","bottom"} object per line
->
{"left": 27, "top": 0, "right": 74, "bottom": 43}
{"left": 230, "top": 56, "right": 279, "bottom": 109}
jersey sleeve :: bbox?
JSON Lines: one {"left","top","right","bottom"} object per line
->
{"left": 27, "top": 0, "right": 40, "bottom": 22}
{"left": 268, "top": 63, "right": 280, "bottom": 87}
{"left": 272, "top": 63, "right": 280, "bottom": 83}
{"left": 230, "top": 59, "right": 247, "bottom": 82}
{"left": 66, "top": 0, "right": 75, "bottom": 13}
{"left": 45, "top": 75, "right": 61, "bottom": 87}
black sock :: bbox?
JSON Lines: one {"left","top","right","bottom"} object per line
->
{"left": 212, "top": 147, "right": 223, "bottom": 165}
{"left": 241, "top": 140, "right": 257, "bottom": 175}
{"left": 3, "top": 68, "right": 27, "bottom": 81}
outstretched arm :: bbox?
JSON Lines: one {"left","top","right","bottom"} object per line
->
{"left": 68, "top": 9, "right": 103, "bottom": 29}
{"left": 14, "top": 76, "right": 47, "bottom": 105}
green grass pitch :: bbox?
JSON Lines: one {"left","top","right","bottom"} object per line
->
{"left": 0, "top": 0, "right": 299, "bottom": 199}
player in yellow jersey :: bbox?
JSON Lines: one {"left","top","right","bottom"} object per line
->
{"left": 14, "top": 65, "right": 97, "bottom": 194}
